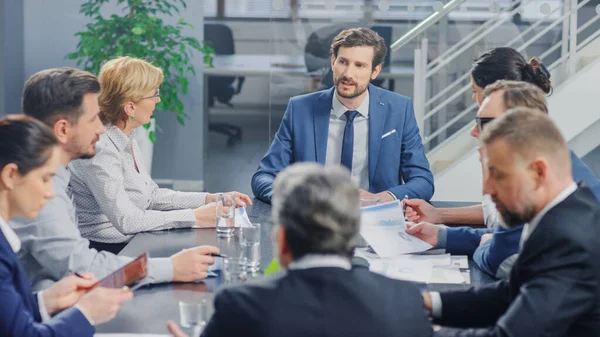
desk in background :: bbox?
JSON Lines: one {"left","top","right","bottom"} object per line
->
{"left": 97, "top": 199, "right": 492, "bottom": 334}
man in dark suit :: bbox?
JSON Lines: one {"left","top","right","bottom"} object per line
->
{"left": 422, "top": 108, "right": 600, "bottom": 337}
{"left": 202, "top": 163, "right": 433, "bottom": 337}
{"left": 251, "top": 28, "right": 434, "bottom": 204}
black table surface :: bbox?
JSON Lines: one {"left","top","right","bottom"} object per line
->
{"left": 97, "top": 199, "right": 493, "bottom": 334}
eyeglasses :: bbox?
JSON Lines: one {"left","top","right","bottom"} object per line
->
{"left": 140, "top": 88, "right": 160, "bottom": 101}
{"left": 475, "top": 116, "right": 495, "bottom": 130}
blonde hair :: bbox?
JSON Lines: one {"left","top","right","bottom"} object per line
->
{"left": 98, "top": 56, "right": 164, "bottom": 126}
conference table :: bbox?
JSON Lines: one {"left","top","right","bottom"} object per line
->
{"left": 97, "top": 199, "right": 494, "bottom": 334}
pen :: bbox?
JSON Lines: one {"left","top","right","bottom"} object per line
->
{"left": 210, "top": 253, "right": 228, "bottom": 258}
{"left": 74, "top": 272, "right": 85, "bottom": 278}
{"left": 403, "top": 195, "right": 409, "bottom": 219}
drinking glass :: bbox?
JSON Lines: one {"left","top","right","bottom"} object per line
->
{"left": 240, "top": 223, "right": 261, "bottom": 272}
{"left": 216, "top": 193, "right": 235, "bottom": 237}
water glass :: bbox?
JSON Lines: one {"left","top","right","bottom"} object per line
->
{"left": 216, "top": 193, "right": 235, "bottom": 237}
{"left": 179, "top": 299, "right": 209, "bottom": 329}
{"left": 240, "top": 223, "right": 261, "bottom": 272}
{"left": 223, "top": 257, "right": 247, "bottom": 284}
{"left": 360, "top": 196, "right": 380, "bottom": 207}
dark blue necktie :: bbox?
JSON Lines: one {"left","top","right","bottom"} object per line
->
{"left": 341, "top": 110, "right": 359, "bottom": 171}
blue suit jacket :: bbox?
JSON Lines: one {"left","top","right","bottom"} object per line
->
{"left": 447, "top": 150, "right": 600, "bottom": 278}
{"left": 251, "top": 84, "right": 434, "bottom": 203}
{"left": 0, "top": 232, "right": 94, "bottom": 337}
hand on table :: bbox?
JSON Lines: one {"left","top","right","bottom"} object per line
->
{"left": 358, "top": 189, "right": 395, "bottom": 203}
{"left": 206, "top": 191, "right": 253, "bottom": 207}
{"left": 167, "top": 320, "right": 190, "bottom": 337}
{"left": 171, "top": 245, "right": 220, "bottom": 282}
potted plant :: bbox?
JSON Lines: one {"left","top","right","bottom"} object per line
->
{"left": 67, "top": 0, "right": 214, "bottom": 173}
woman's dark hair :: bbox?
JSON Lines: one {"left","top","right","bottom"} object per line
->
{"left": 471, "top": 47, "right": 552, "bottom": 94}
{"left": 0, "top": 115, "right": 58, "bottom": 175}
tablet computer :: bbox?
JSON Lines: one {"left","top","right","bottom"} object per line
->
{"left": 98, "top": 252, "right": 149, "bottom": 291}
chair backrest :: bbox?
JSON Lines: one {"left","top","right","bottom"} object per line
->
{"left": 204, "top": 23, "right": 242, "bottom": 106}
{"left": 204, "top": 23, "right": 235, "bottom": 55}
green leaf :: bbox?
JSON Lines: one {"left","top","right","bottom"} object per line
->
{"left": 176, "top": 115, "right": 185, "bottom": 126}
{"left": 264, "top": 259, "right": 281, "bottom": 275}
{"left": 148, "top": 130, "right": 156, "bottom": 143}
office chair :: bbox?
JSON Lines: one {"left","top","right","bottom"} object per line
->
{"left": 204, "top": 23, "right": 246, "bottom": 146}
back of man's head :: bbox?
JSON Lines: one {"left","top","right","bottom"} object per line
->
{"left": 481, "top": 107, "right": 570, "bottom": 175}
{"left": 272, "top": 163, "right": 360, "bottom": 260}
{"left": 483, "top": 80, "right": 548, "bottom": 113}
{"left": 22, "top": 67, "right": 100, "bottom": 126}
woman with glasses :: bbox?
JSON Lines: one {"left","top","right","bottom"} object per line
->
{"left": 69, "top": 56, "right": 251, "bottom": 254}
{"left": 0, "top": 115, "right": 132, "bottom": 336}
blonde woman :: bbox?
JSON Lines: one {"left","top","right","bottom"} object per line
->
{"left": 69, "top": 56, "right": 251, "bottom": 254}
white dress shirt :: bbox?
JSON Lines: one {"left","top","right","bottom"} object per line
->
{"left": 69, "top": 125, "right": 208, "bottom": 243}
{"left": 288, "top": 254, "right": 352, "bottom": 271}
{"left": 325, "top": 91, "right": 370, "bottom": 190}
{"left": 430, "top": 182, "right": 578, "bottom": 319}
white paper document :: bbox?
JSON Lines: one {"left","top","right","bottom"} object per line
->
{"left": 370, "top": 259, "right": 433, "bottom": 283}
{"left": 360, "top": 201, "right": 432, "bottom": 257}
{"left": 95, "top": 334, "right": 170, "bottom": 337}
{"left": 451, "top": 255, "right": 469, "bottom": 269}
{"left": 430, "top": 266, "right": 467, "bottom": 284}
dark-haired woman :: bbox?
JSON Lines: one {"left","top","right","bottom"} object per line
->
{"left": 0, "top": 115, "right": 132, "bottom": 337}
{"left": 470, "top": 47, "right": 552, "bottom": 105}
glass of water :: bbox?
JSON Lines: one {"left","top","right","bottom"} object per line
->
{"left": 179, "top": 299, "right": 210, "bottom": 333}
{"left": 240, "top": 223, "right": 261, "bottom": 272}
{"left": 360, "top": 197, "right": 380, "bottom": 207}
{"left": 223, "top": 257, "right": 246, "bottom": 284}
{"left": 216, "top": 193, "right": 235, "bottom": 238}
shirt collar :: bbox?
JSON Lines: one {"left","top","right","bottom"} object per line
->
{"left": 288, "top": 254, "right": 352, "bottom": 271}
{"left": 0, "top": 216, "right": 21, "bottom": 253}
{"left": 331, "top": 90, "right": 370, "bottom": 119}
{"left": 521, "top": 182, "right": 577, "bottom": 246}
{"left": 105, "top": 124, "right": 135, "bottom": 151}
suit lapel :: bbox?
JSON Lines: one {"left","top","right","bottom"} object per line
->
{"left": 314, "top": 87, "right": 335, "bottom": 164}
{"left": 368, "top": 84, "right": 386, "bottom": 183}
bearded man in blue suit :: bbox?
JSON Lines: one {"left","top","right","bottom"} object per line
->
{"left": 252, "top": 28, "right": 434, "bottom": 204}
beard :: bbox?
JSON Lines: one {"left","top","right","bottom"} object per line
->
{"left": 334, "top": 75, "right": 368, "bottom": 99}
{"left": 494, "top": 197, "right": 537, "bottom": 228}
{"left": 72, "top": 136, "right": 99, "bottom": 160}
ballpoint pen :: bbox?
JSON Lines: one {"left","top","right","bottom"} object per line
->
{"left": 210, "top": 253, "right": 228, "bottom": 258}
{"left": 402, "top": 195, "right": 409, "bottom": 219}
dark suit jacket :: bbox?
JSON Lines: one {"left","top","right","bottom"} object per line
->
{"left": 0, "top": 231, "right": 94, "bottom": 337}
{"left": 251, "top": 84, "right": 434, "bottom": 203}
{"left": 201, "top": 266, "right": 433, "bottom": 337}
{"left": 436, "top": 184, "right": 600, "bottom": 337}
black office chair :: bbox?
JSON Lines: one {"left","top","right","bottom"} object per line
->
{"left": 204, "top": 23, "right": 246, "bottom": 146}
{"left": 306, "top": 25, "right": 394, "bottom": 91}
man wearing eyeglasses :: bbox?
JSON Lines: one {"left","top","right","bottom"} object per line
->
{"left": 405, "top": 80, "right": 600, "bottom": 279}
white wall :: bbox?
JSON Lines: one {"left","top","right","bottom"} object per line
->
{"left": 432, "top": 57, "right": 600, "bottom": 202}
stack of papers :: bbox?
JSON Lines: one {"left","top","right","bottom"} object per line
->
{"left": 355, "top": 248, "right": 470, "bottom": 284}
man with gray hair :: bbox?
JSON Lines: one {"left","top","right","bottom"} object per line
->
{"left": 200, "top": 163, "right": 433, "bottom": 337}
{"left": 423, "top": 108, "right": 600, "bottom": 337}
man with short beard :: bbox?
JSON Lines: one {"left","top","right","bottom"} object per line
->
{"left": 251, "top": 28, "right": 433, "bottom": 204}
{"left": 422, "top": 108, "right": 600, "bottom": 337}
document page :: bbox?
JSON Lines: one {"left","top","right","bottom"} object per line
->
{"left": 360, "top": 201, "right": 432, "bottom": 257}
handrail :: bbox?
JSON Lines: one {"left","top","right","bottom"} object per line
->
{"left": 427, "top": 0, "right": 522, "bottom": 70}
{"left": 390, "top": 0, "right": 466, "bottom": 52}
